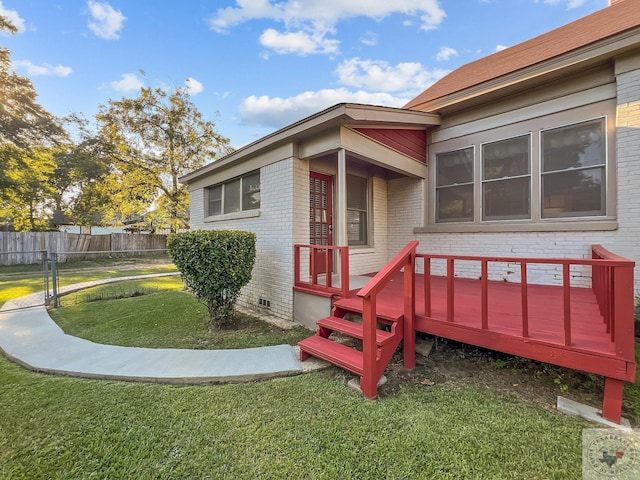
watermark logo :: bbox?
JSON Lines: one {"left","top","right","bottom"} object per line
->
{"left": 583, "top": 429, "right": 640, "bottom": 479}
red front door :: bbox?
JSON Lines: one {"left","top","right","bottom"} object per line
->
{"left": 309, "top": 171, "right": 333, "bottom": 274}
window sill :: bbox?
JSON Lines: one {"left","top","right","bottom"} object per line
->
{"left": 204, "top": 209, "right": 261, "bottom": 223}
{"left": 414, "top": 218, "right": 618, "bottom": 234}
{"left": 349, "top": 246, "right": 375, "bottom": 254}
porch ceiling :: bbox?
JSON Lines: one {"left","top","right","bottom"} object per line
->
{"left": 299, "top": 126, "right": 429, "bottom": 179}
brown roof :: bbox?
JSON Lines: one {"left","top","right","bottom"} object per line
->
{"left": 405, "top": 0, "right": 640, "bottom": 110}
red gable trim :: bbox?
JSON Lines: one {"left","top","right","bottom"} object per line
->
{"left": 354, "top": 128, "right": 427, "bottom": 163}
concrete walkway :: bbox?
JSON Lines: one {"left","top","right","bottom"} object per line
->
{"left": 0, "top": 274, "right": 305, "bottom": 384}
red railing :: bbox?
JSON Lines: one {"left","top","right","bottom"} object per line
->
{"left": 416, "top": 245, "right": 635, "bottom": 357}
{"left": 294, "top": 244, "right": 350, "bottom": 298}
{"left": 592, "top": 244, "right": 636, "bottom": 360}
{"left": 357, "top": 240, "right": 418, "bottom": 398}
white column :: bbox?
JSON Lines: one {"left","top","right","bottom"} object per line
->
{"left": 335, "top": 148, "right": 348, "bottom": 247}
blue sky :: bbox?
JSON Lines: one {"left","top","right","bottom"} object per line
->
{"left": 1, "top": 0, "right": 610, "bottom": 149}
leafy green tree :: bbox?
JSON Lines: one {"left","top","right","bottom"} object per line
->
{"left": 167, "top": 230, "right": 256, "bottom": 329}
{"left": 0, "top": 145, "right": 56, "bottom": 231}
{"left": 0, "top": 16, "right": 65, "bottom": 147}
{"left": 96, "top": 86, "right": 232, "bottom": 232}
{"left": 50, "top": 116, "right": 112, "bottom": 226}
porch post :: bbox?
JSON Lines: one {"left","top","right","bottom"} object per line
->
{"left": 335, "top": 148, "right": 348, "bottom": 247}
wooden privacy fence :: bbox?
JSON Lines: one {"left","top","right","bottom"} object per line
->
{"left": 0, "top": 232, "right": 168, "bottom": 265}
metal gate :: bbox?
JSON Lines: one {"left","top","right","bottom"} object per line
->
{"left": 0, "top": 250, "right": 51, "bottom": 311}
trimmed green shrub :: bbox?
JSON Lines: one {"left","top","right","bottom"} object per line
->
{"left": 167, "top": 230, "right": 256, "bottom": 329}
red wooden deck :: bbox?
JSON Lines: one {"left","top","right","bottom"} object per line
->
{"left": 295, "top": 243, "right": 636, "bottom": 423}
{"left": 336, "top": 273, "right": 631, "bottom": 380}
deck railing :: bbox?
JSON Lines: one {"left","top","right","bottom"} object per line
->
{"left": 591, "top": 244, "right": 636, "bottom": 360}
{"left": 294, "top": 244, "right": 350, "bottom": 298}
{"left": 357, "top": 240, "right": 418, "bottom": 398}
{"left": 416, "top": 245, "right": 635, "bottom": 358}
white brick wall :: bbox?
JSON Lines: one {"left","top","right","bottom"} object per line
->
{"left": 387, "top": 177, "right": 423, "bottom": 258}
{"left": 189, "top": 157, "right": 309, "bottom": 321}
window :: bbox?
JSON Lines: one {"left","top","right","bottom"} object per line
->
{"left": 208, "top": 185, "right": 222, "bottom": 216}
{"left": 347, "top": 174, "right": 368, "bottom": 245}
{"left": 436, "top": 147, "right": 474, "bottom": 222}
{"left": 207, "top": 171, "right": 260, "bottom": 217}
{"left": 482, "top": 135, "right": 531, "bottom": 220}
{"left": 541, "top": 119, "right": 605, "bottom": 218}
{"left": 429, "top": 116, "right": 610, "bottom": 229}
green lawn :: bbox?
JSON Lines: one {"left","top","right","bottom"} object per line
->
{"left": 50, "top": 277, "right": 311, "bottom": 349}
{"left": 0, "top": 356, "right": 587, "bottom": 479}
{"left": 1, "top": 275, "right": 636, "bottom": 478}
{"left": 0, "top": 259, "right": 177, "bottom": 308}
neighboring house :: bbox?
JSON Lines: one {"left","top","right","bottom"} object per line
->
{"left": 182, "top": 0, "right": 640, "bottom": 326}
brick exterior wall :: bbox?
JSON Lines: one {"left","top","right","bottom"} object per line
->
{"left": 387, "top": 176, "right": 423, "bottom": 260}
{"left": 189, "top": 157, "right": 309, "bottom": 321}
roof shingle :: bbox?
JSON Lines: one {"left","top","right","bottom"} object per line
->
{"left": 405, "top": 0, "right": 640, "bottom": 110}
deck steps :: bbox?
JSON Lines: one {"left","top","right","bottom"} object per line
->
{"left": 317, "top": 316, "right": 395, "bottom": 346}
{"left": 333, "top": 296, "right": 403, "bottom": 323}
{"left": 298, "top": 302, "right": 404, "bottom": 393}
{"left": 298, "top": 335, "right": 364, "bottom": 375}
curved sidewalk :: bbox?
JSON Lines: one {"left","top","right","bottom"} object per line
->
{"left": 0, "top": 274, "right": 305, "bottom": 384}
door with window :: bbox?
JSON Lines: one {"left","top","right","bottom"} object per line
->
{"left": 309, "top": 172, "right": 333, "bottom": 275}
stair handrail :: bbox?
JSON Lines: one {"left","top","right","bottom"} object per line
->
{"left": 357, "top": 240, "right": 418, "bottom": 398}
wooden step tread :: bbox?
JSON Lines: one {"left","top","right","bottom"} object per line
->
{"left": 333, "top": 297, "right": 403, "bottom": 322}
{"left": 317, "top": 316, "right": 396, "bottom": 346}
{"left": 298, "top": 336, "right": 363, "bottom": 375}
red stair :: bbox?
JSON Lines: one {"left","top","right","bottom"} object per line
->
{"left": 298, "top": 241, "right": 419, "bottom": 399}
{"left": 298, "top": 302, "right": 405, "bottom": 393}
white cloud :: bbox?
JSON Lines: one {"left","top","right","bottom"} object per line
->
{"left": 335, "top": 58, "right": 448, "bottom": 94}
{"left": 185, "top": 77, "right": 204, "bottom": 95}
{"left": 361, "top": 32, "right": 377, "bottom": 47}
{"left": 259, "top": 28, "right": 339, "bottom": 55}
{"left": 0, "top": 1, "right": 26, "bottom": 33}
{"left": 495, "top": 44, "right": 508, "bottom": 52}
{"left": 87, "top": 1, "right": 126, "bottom": 40}
{"left": 13, "top": 60, "right": 72, "bottom": 77}
{"left": 435, "top": 46, "right": 458, "bottom": 62}
{"left": 209, "top": 1, "right": 446, "bottom": 54}
{"left": 238, "top": 88, "right": 410, "bottom": 129}
{"left": 540, "top": 0, "right": 586, "bottom": 9}
{"left": 110, "top": 73, "right": 143, "bottom": 92}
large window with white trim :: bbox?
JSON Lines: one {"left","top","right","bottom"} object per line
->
{"left": 541, "top": 118, "right": 605, "bottom": 218}
{"left": 207, "top": 171, "right": 260, "bottom": 216}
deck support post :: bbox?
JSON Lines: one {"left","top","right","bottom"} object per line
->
{"left": 403, "top": 251, "right": 416, "bottom": 370}
{"left": 361, "top": 296, "right": 378, "bottom": 399}
{"left": 602, "top": 377, "right": 624, "bottom": 424}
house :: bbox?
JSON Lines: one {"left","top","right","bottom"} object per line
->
{"left": 181, "top": 0, "right": 639, "bottom": 423}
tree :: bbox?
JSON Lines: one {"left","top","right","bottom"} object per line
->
{"left": 0, "top": 145, "right": 56, "bottom": 231}
{"left": 0, "top": 16, "right": 66, "bottom": 147}
{"left": 96, "top": 86, "right": 232, "bottom": 232}
{"left": 49, "top": 115, "right": 112, "bottom": 226}
{"left": 167, "top": 230, "right": 256, "bottom": 329}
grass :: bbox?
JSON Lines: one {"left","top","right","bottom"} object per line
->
{"left": 0, "top": 275, "right": 636, "bottom": 478}
{"left": 0, "top": 357, "right": 588, "bottom": 479}
{"left": 0, "top": 257, "right": 177, "bottom": 308}
{"left": 50, "top": 278, "right": 310, "bottom": 349}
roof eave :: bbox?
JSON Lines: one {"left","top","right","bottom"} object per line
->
{"left": 180, "top": 103, "right": 440, "bottom": 184}
{"left": 411, "top": 26, "right": 640, "bottom": 114}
